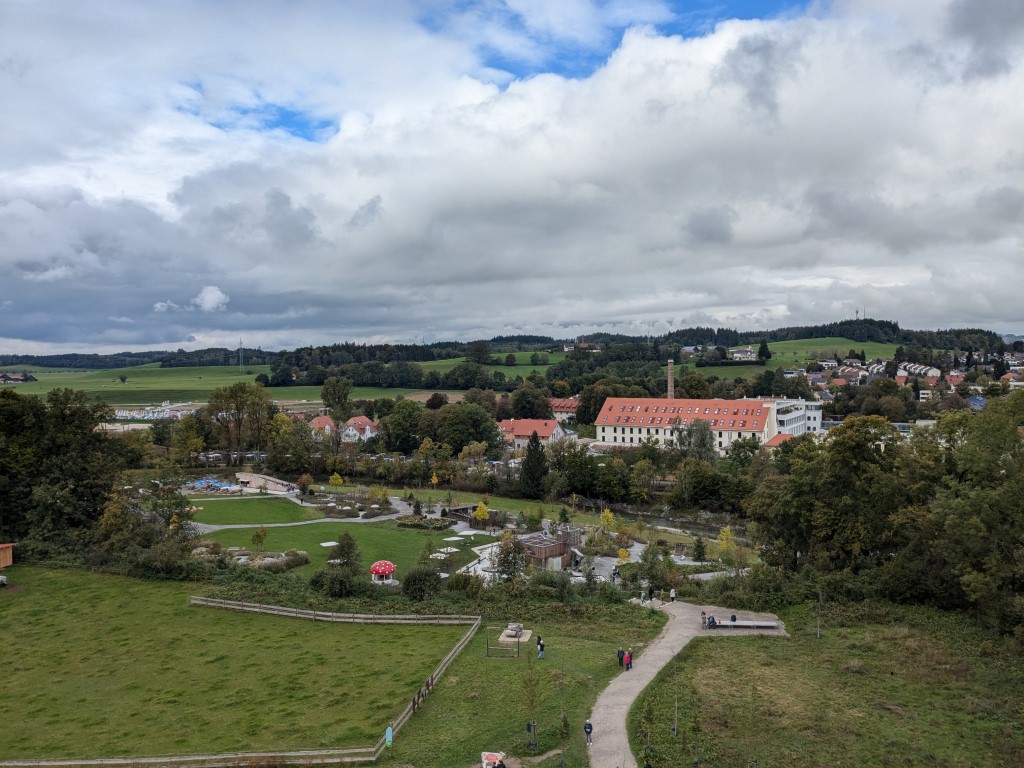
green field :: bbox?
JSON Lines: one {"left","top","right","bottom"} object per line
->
{"left": 205, "top": 519, "right": 496, "bottom": 575}
{"left": 416, "top": 351, "right": 567, "bottom": 374}
{"left": 189, "top": 497, "right": 319, "bottom": 525}
{"left": 767, "top": 337, "right": 899, "bottom": 364}
{"left": 628, "top": 602, "right": 1024, "bottom": 767}
{"left": 10, "top": 364, "right": 272, "bottom": 405}
{"left": 0, "top": 567, "right": 468, "bottom": 760}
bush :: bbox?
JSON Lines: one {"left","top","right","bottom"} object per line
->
{"left": 396, "top": 515, "right": 453, "bottom": 531}
{"left": 402, "top": 566, "right": 443, "bottom": 601}
{"left": 446, "top": 572, "right": 484, "bottom": 598}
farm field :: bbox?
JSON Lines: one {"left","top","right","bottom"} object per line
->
{"left": 628, "top": 602, "right": 1024, "bottom": 767}
{"left": 205, "top": 519, "right": 496, "bottom": 575}
{"left": 416, "top": 350, "right": 567, "bottom": 374}
{"left": 9, "top": 364, "right": 272, "bottom": 405}
{"left": 0, "top": 567, "right": 468, "bottom": 760}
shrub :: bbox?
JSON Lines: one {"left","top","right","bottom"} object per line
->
{"left": 402, "top": 566, "right": 443, "bottom": 601}
{"left": 446, "top": 572, "right": 484, "bottom": 598}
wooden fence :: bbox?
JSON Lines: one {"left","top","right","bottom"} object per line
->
{"left": 0, "top": 600, "right": 481, "bottom": 768}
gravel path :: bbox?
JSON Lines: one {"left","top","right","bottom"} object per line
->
{"left": 587, "top": 600, "right": 787, "bottom": 768}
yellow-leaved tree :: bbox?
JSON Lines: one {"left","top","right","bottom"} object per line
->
{"left": 474, "top": 501, "right": 490, "bottom": 527}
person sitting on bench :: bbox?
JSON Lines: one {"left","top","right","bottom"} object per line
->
{"left": 707, "top": 615, "right": 717, "bottom": 628}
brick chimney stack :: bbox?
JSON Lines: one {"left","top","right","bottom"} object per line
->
{"left": 667, "top": 359, "right": 674, "bottom": 400}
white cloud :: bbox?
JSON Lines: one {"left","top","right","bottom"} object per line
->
{"left": 1, "top": 0, "right": 1023, "bottom": 352}
{"left": 192, "top": 286, "right": 230, "bottom": 313}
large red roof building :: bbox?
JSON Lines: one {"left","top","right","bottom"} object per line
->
{"left": 595, "top": 397, "right": 781, "bottom": 455}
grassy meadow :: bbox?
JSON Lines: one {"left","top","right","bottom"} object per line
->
{"left": 628, "top": 602, "right": 1024, "bottom": 767}
{"left": 0, "top": 567, "right": 468, "bottom": 760}
{"left": 682, "top": 337, "right": 900, "bottom": 380}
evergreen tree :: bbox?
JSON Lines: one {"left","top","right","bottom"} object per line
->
{"left": 757, "top": 338, "right": 772, "bottom": 360}
{"left": 520, "top": 431, "right": 549, "bottom": 499}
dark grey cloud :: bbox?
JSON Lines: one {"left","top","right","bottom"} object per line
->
{"left": 716, "top": 33, "right": 803, "bottom": 118}
{"left": 947, "top": 0, "right": 1024, "bottom": 78}
{"left": 346, "top": 195, "right": 383, "bottom": 230}
{"left": 687, "top": 206, "right": 738, "bottom": 244}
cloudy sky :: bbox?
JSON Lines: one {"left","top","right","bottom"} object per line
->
{"left": 2, "top": 0, "right": 1023, "bottom": 352}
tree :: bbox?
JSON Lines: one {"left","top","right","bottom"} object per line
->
{"left": 494, "top": 530, "right": 526, "bottom": 581}
{"left": 296, "top": 473, "right": 314, "bottom": 494}
{"left": 520, "top": 432, "right": 548, "bottom": 499}
{"left": 321, "top": 376, "right": 354, "bottom": 420}
{"left": 692, "top": 535, "right": 707, "bottom": 561}
{"left": 593, "top": 458, "right": 627, "bottom": 502}
{"left": 757, "top": 338, "right": 772, "bottom": 360}
{"left": 329, "top": 472, "right": 344, "bottom": 487}
{"left": 505, "top": 353, "right": 517, "bottom": 366}
{"left": 417, "top": 536, "right": 437, "bottom": 565}
{"left": 432, "top": 403, "right": 502, "bottom": 455}
{"left": 0, "top": 388, "right": 124, "bottom": 547}
{"left": 628, "top": 458, "right": 656, "bottom": 502}
{"left": 118, "top": 374, "right": 128, "bottom": 384}
{"left": 474, "top": 500, "right": 490, "bottom": 526}
{"left": 465, "top": 340, "right": 493, "bottom": 365}
{"left": 379, "top": 399, "right": 425, "bottom": 454}
{"left": 251, "top": 526, "right": 268, "bottom": 551}
{"left": 424, "top": 392, "right": 449, "bottom": 410}
{"left": 511, "top": 385, "right": 553, "bottom": 419}
{"left": 206, "top": 382, "right": 273, "bottom": 464}
{"left": 170, "top": 414, "right": 208, "bottom": 466}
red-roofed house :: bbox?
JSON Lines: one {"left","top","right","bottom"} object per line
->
{"left": 595, "top": 397, "right": 780, "bottom": 456}
{"left": 763, "top": 433, "right": 796, "bottom": 449}
{"left": 548, "top": 397, "right": 579, "bottom": 423}
{"left": 498, "top": 419, "right": 568, "bottom": 449}
{"left": 309, "top": 415, "right": 336, "bottom": 437}
{"left": 342, "top": 416, "right": 378, "bottom": 441}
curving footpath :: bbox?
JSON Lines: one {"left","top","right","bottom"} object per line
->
{"left": 587, "top": 600, "right": 787, "bottom": 768}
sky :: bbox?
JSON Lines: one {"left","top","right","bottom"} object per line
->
{"left": 2, "top": 0, "right": 1023, "bottom": 353}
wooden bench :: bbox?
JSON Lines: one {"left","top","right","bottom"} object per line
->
{"left": 708, "top": 619, "right": 779, "bottom": 630}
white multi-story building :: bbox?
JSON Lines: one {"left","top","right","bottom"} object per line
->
{"left": 773, "top": 398, "right": 823, "bottom": 436}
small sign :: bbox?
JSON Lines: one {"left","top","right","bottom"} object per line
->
{"left": 386, "top": 726, "right": 393, "bottom": 748}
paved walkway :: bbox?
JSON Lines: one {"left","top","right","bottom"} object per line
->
{"left": 587, "top": 600, "right": 787, "bottom": 768}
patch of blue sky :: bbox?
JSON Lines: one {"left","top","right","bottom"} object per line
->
{"left": 661, "top": 0, "right": 812, "bottom": 37}
{"left": 210, "top": 103, "right": 337, "bottom": 142}
{"left": 422, "top": 0, "right": 809, "bottom": 81}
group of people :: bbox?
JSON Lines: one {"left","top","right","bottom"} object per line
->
{"left": 616, "top": 645, "right": 634, "bottom": 670}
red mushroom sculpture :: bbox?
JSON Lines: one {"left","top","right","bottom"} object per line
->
{"left": 370, "top": 560, "right": 396, "bottom": 583}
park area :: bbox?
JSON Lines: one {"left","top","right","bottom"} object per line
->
{"left": 183, "top": 495, "right": 498, "bottom": 576}
{"left": 0, "top": 567, "right": 469, "bottom": 760}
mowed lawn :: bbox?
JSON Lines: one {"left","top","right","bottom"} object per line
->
{"left": 205, "top": 520, "right": 495, "bottom": 576}
{"left": 0, "top": 567, "right": 468, "bottom": 760}
{"left": 189, "top": 496, "right": 317, "bottom": 525}
{"left": 629, "top": 602, "right": 1024, "bottom": 767}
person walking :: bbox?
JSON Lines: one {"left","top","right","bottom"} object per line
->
{"left": 537, "top": 636, "right": 544, "bottom": 659}
{"left": 669, "top": 587, "right": 676, "bottom": 602}
{"left": 617, "top": 646, "right": 625, "bottom": 667}
{"left": 584, "top": 718, "right": 593, "bottom": 745}
{"left": 647, "top": 585, "right": 654, "bottom": 603}
{"left": 624, "top": 647, "right": 632, "bottom": 671}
